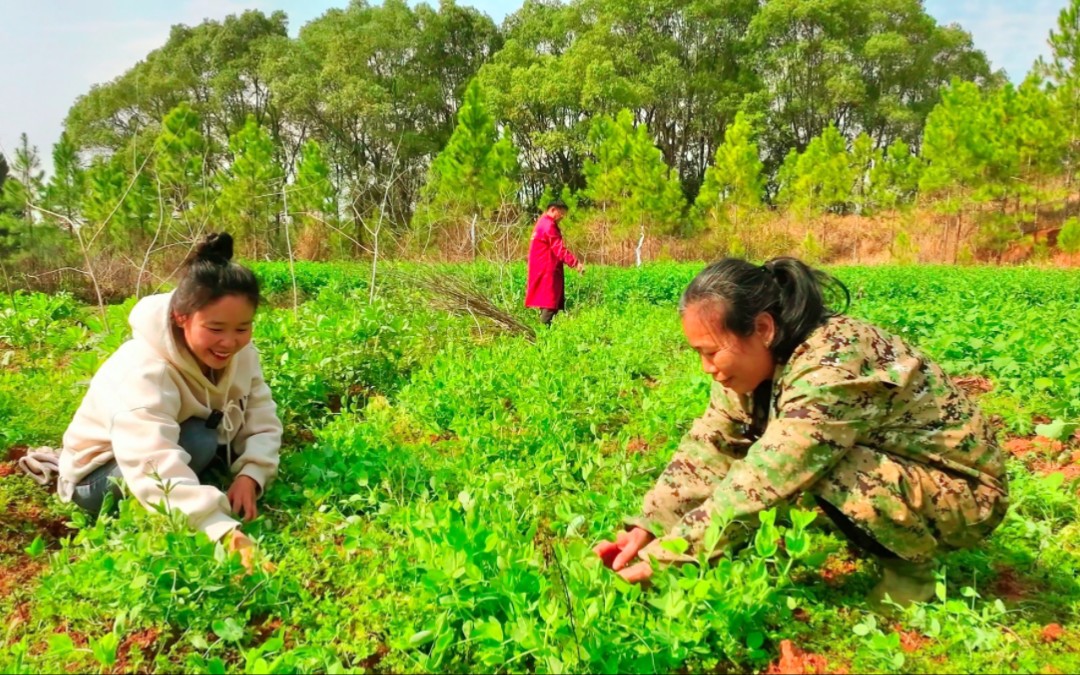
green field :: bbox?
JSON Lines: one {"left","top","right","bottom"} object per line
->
{"left": 1, "top": 263, "right": 1079, "bottom": 674}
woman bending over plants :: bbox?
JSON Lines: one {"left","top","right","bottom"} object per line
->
{"left": 56, "top": 233, "right": 282, "bottom": 571}
{"left": 595, "top": 257, "right": 1008, "bottom": 610}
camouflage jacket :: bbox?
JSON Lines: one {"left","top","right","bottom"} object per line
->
{"left": 631, "top": 315, "right": 1007, "bottom": 563}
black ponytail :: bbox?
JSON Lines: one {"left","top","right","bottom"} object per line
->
{"left": 171, "top": 233, "right": 261, "bottom": 316}
{"left": 679, "top": 256, "right": 850, "bottom": 363}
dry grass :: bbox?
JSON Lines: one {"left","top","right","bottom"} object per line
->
{"left": 402, "top": 266, "right": 537, "bottom": 341}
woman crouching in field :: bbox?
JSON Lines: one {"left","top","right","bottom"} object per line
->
{"left": 594, "top": 257, "right": 1008, "bottom": 609}
{"left": 56, "top": 233, "right": 282, "bottom": 571}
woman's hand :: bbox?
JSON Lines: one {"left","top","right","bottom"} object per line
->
{"left": 226, "top": 529, "right": 275, "bottom": 575}
{"left": 227, "top": 475, "right": 260, "bottom": 522}
{"left": 617, "top": 560, "right": 653, "bottom": 584}
{"left": 593, "top": 527, "right": 655, "bottom": 571}
{"left": 227, "top": 529, "right": 257, "bottom": 574}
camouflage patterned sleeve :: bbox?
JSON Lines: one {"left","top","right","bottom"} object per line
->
{"left": 625, "top": 383, "right": 754, "bottom": 535}
{"left": 640, "top": 366, "right": 872, "bottom": 564}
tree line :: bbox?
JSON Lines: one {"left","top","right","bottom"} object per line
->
{"left": 2, "top": 0, "right": 1079, "bottom": 272}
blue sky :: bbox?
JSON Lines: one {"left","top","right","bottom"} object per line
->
{"left": 0, "top": 0, "right": 1067, "bottom": 177}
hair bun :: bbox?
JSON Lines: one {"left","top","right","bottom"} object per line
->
{"left": 194, "top": 233, "right": 234, "bottom": 265}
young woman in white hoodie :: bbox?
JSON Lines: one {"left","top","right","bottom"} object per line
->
{"left": 57, "top": 233, "right": 282, "bottom": 567}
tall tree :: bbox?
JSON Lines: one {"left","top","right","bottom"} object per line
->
{"left": 266, "top": 0, "right": 501, "bottom": 232}
{"left": 9, "top": 133, "right": 44, "bottom": 222}
{"left": 82, "top": 154, "right": 157, "bottom": 250}
{"left": 868, "top": 139, "right": 922, "bottom": 209}
{"left": 46, "top": 132, "right": 86, "bottom": 230}
{"left": 848, "top": 132, "right": 882, "bottom": 214}
{"left": 1036, "top": 0, "right": 1080, "bottom": 184}
{"left": 482, "top": 0, "right": 758, "bottom": 202}
{"left": 583, "top": 109, "right": 685, "bottom": 255}
{"left": 745, "top": 0, "right": 995, "bottom": 170}
{"left": 291, "top": 140, "right": 336, "bottom": 225}
{"left": 693, "top": 111, "right": 764, "bottom": 249}
{"left": 416, "top": 80, "right": 519, "bottom": 255}
{"left": 154, "top": 101, "right": 211, "bottom": 237}
{"left": 65, "top": 10, "right": 289, "bottom": 161}
{"left": 777, "top": 125, "right": 854, "bottom": 216}
{"left": 218, "top": 114, "right": 284, "bottom": 254}
{"left": 918, "top": 79, "right": 984, "bottom": 260}
{"left": 290, "top": 139, "right": 339, "bottom": 258}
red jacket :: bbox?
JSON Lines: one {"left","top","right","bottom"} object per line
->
{"left": 525, "top": 214, "right": 578, "bottom": 310}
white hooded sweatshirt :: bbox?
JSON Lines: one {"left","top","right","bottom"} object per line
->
{"left": 58, "top": 291, "right": 282, "bottom": 542}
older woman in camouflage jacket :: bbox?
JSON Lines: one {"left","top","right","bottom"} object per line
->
{"left": 594, "top": 257, "right": 1008, "bottom": 609}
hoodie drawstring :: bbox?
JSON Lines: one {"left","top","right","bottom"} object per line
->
{"left": 220, "top": 399, "right": 242, "bottom": 469}
{"left": 202, "top": 386, "right": 242, "bottom": 470}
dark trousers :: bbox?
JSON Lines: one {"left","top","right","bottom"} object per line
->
{"left": 815, "top": 495, "right": 900, "bottom": 559}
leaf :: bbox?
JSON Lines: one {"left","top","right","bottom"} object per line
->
{"left": 784, "top": 532, "right": 809, "bottom": 557}
{"left": 48, "top": 633, "right": 75, "bottom": 655}
{"left": 473, "top": 619, "right": 504, "bottom": 644}
{"left": 91, "top": 632, "right": 119, "bottom": 667}
{"left": 758, "top": 508, "right": 777, "bottom": 528}
{"left": 1033, "top": 377, "right": 1056, "bottom": 390}
{"left": 212, "top": 618, "right": 245, "bottom": 643}
{"left": 1035, "top": 419, "right": 1078, "bottom": 441}
{"left": 1042, "top": 472, "right": 1067, "bottom": 491}
{"left": 566, "top": 515, "right": 586, "bottom": 538}
{"left": 660, "top": 537, "right": 689, "bottom": 555}
{"left": 754, "top": 529, "right": 779, "bottom": 558}
{"left": 790, "top": 508, "right": 817, "bottom": 531}
{"left": 24, "top": 535, "right": 45, "bottom": 558}
{"left": 747, "top": 631, "right": 765, "bottom": 649}
{"left": 409, "top": 630, "right": 434, "bottom": 647}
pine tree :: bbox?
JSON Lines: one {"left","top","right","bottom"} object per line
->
{"left": 82, "top": 154, "right": 156, "bottom": 250}
{"left": 583, "top": 109, "right": 684, "bottom": 243}
{"left": 869, "top": 140, "right": 923, "bottom": 209}
{"left": 9, "top": 133, "right": 44, "bottom": 222}
{"left": 154, "top": 102, "right": 210, "bottom": 237}
{"left": 1060, "top": 217, "right": 1080, "bottom": 253}
{"left": 293, "top": 140, "right": 335, "bottom": 220}
{"left": 218, "top": 114, "right": 284, "bottom": 253}
{"left": 417, "top": 80, "right": 520, "bottom": 255}
{"left": 46, "top": 132, "right": 86, "bottom": 230}
{"left": 291, "top": 139, "right": 338, "bottom": 258}
{"left": 778, "top": 125, "right": 853, "bottom": 216}
{"left": 1036, "top": 0, "right": 1080, "bottom": 184}
{"left": 693, "top": 111, "right": 764, "bottom": 250}
{"left": 849, "top": 133, "right": 881, "bottom": 215}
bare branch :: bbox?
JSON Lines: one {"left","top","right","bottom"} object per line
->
{"left": 88, "top": 151, "right": 155, "bottom": 249}
{"left": 29, "top": 203, "right": 109, "bottom": 329}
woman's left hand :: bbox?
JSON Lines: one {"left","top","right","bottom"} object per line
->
{"left": 227, "top": 475, "right": 260, "bottom": 521}
{"left": 617, "top": 560, "right": 653, "bottom": 584}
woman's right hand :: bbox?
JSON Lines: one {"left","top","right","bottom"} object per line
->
{"left": 593, "top": 527, "right": 655, "bottom": 571}
{"left": 227, "top": 529, "right": 257, "bottom": 574}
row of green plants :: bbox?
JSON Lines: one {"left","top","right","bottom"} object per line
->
{"left": 1, "top": 263, "right": 1079, "bottom": 673}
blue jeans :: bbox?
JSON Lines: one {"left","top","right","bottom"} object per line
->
{"left": 72, "top": 418, "right": 221, "bottom": 514}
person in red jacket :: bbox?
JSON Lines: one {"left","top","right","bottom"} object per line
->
{"left": 525, "top": 199, "right": 584, "bottom": 325}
